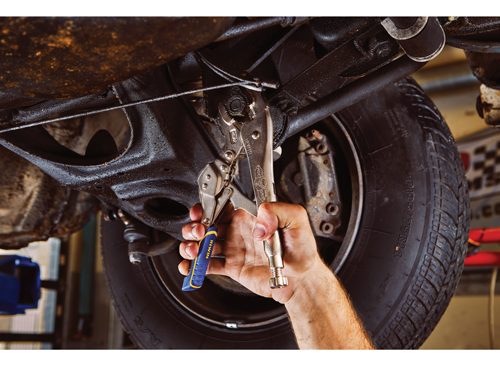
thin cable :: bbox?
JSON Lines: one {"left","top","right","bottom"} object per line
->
{"left": 0, "top": 81, "right": 252, "bottom": 134}
{"left": 196, "top": 52, "right": 279, "bottom": 91}
{"left": 489, "top": 267, "right": 498, "bottom": 349}
{"left": 246, "top": 26, "right": 300, "bottom": 73}
{"left": 196, "top": 52, "right": 247, "bottom": 83}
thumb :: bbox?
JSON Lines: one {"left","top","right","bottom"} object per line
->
{"left": 253, "top": 202, "right": 309, "bottom": 240}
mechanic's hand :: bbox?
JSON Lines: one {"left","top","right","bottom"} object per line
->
{"left": 178, "top": 202, "right": 325, "bottom": 304}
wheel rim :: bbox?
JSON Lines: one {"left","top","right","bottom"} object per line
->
{"left": 149, "top": 114, "right": 364, "bottom": 330}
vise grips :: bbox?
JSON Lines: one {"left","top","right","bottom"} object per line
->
{"left": 181, "top": 90, "right": 288, "bottom": 291}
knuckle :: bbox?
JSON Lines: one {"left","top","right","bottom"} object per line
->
{"left": 232, "top": 208, "right": 247, "bottom": 222}
{"left": 260, "top": 202, "right": 273, "bottom": 212}
{"left": 294, "top": 204, "right": 308, "bottom": 219}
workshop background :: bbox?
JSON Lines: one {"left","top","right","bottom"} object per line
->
{"left": 0, "top": 46, "right": 499, "bottom": 350}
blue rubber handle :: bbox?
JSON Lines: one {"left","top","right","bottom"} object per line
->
{"left": 182, "top": 226, "right": 217, "bottom": 292}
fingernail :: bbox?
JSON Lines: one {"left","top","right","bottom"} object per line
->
{"left": 253, "top": 223, "right": 267, "bottom": 239}
{"left": 191, "top": 224, "right": 200, "bottom": 240}
{"left": 185, "top": 243, "right": 194, "bottom": 258}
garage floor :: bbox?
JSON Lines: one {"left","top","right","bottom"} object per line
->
{"left": 423, "top": 294, "right": 500, "bottom": 349}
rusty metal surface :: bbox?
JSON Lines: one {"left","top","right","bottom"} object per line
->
{"left": 466, "top": 52, "right": 500, "bottom": 89}
{"left": 296, "top": 130, "right": 342, "bottom": 238}
{"left": 278, "top": 129, "right": 342, "bottom": 239}
{"left": 0, "top": 17, "right": 233, "bottom": 99}
{"left": 444, "top": 17, "right": 500, "bottom": 38}
{"left": 478, "top": 84, "right": 500, "bottom": 126}
{"left": 0, "top": 146, "right": 95, "bottom": 249}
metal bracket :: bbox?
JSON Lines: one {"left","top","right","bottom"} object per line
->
{"left": 381, "top": 17, "right": 428, "bottom": 40}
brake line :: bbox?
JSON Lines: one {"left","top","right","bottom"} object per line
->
{"left": 0, "top": 80, "right": 278, "bottom": 134}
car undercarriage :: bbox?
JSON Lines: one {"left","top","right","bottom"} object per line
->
{"left": 0, "top": 16, "right": 498, "bottom": 348}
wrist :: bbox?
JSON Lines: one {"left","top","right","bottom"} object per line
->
{"left": 284, "top": 257, "right": 333, "bottom": 308}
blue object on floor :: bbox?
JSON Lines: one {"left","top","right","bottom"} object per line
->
{"left": 0, "top": 255, "right": 41, "bottom": 315}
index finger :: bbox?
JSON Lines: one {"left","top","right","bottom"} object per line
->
{"left": 189, "top": 203, "right": 203, "bottom": 221}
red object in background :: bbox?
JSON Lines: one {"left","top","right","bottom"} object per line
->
{"left": 460, "top": 152, "right": 470, "bottom": 172}
{"left": 464, "top": 252, "right": 500, "bottom": 267}
{"left": 465, "top": 228, "right": 500, "bottom": 267}
{"left": 469, "top": 228, "right": 500, "bottom": 244}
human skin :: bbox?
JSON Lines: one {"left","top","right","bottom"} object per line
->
{"left": 178, "top": 202, "right": 374, "bottom": 349}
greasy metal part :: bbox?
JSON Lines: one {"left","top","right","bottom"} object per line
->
{"left": 119, "top": 210, "right": 148, "bottom": 264}
{"left": 0, "top": 81, "right": 261, "bottom": 135}
{"left": 466, "top": 52, "right": 500, "bottom": 89}
{"left": 240, "top": 95, "right": 288, "bottom": 289}
{"left": 0, "top": 146, "right": 95, "bottom": 249}
{"left": 444, "top": 17, "right": 500, "bottom": 38}
{"left": 270, "top": 22, "right": 402, "bottom": 147}
{"left": 0, "top": 66, "right": 217, "bottom": 240}
{"left": 309, "top": 18, "right": 378, "bottom": 51}
{"left": 284, "top": 56, "right": 422, "bottom": 141}
{"left": 444, "top": 17, "right": 500, "bottom": 53}
{"left": 272, "top": 23, "right": 399, "bottom": 109}
{"left": 117, "top": 208, "right": 178, "bottom": 261}
{"left": 215, "top": 17, "right": 308, "bottom": 42}
{"left": 0, "top": 17, "right": 234, "bottom": 99}
{"left": 128, "top": 238, "right": 177, "bottom": 258}
{"left": 296, "top": 130, "right": 342, "bottom": 239}
{"left": 382, "top": 17, "right": 446, "bottom": 62}
{"left": 478, "top": 84, "right": 500, "bottom": 126}
{"left": 0, "top": 91, "right": 117, "bottom": 128}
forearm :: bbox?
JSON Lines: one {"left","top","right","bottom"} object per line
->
{"left": 285, "top": 261, "right": 374, "bottom": 349}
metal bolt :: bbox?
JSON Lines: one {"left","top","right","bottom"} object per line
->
{"left": 129, "top": 253, "right": 142, "bottom": 265}
{"left": 305, "top": 130, "right": 316, "bottom": 140}
{"left": 225, "top": 91, "right": 248, "bottom": 118}
{"left": 202, "top": 183, "right": 208, "bottom": 190}
{"left": 315, "top": 143, "right": 328, "bottom": 154}
{"left": 326, "top": 203, "right": 339, "bottom": 216}
{"left": 103, "top": 210, "right": 117, "bottom": 221}
{"left": 251, "top": 131, "right": 260, "bottom": 140}
{"left": 320, "top": 221, "right": 334, "bottom": 235}
{"left": 293, "top": 172, "right": 304, "bottom": 186}
{"left": 368, "top": 37, "right": 392, "bottom": 59}
{"left": 220, "top": 165, "right": 228, "bottom": 172}
{"left": 224, "top": 150, "right": 235, "bottom": 160}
